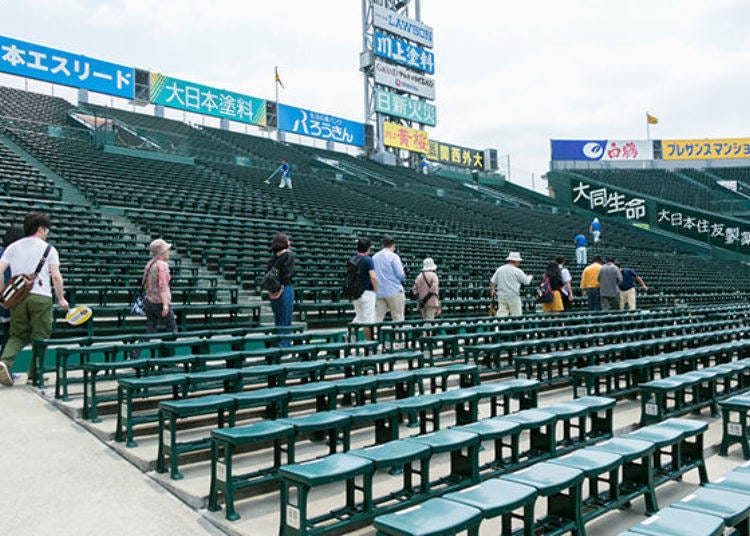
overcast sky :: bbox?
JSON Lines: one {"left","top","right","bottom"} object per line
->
{"left": 2, "top": 0, "right": 750, "bottom": 191}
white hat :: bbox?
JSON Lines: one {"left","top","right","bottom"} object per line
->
{"left": 150, "top": 238, "right": 172, "bottom": 257}
{"left": 506, "top": 251, "right": 523, "bottom": 262}
{"left": 422, "top": 258, "right": 437, "bottom": 271}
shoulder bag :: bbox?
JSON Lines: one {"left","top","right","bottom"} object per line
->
{"left": 0, "top": 245, "right": 53, "bottom": 310}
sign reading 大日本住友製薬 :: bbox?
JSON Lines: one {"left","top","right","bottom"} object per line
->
{"left": 427, "top": 140, "right": 484, "bottom": 170}
{"left": 662, "top": 138, "right": 750, "bottom": 161}
{"left": 571, "top": 179, "right": 648, "bottom": 221}
{"left": 374, "top": 59, "right": 435, "bottom": 100}
{"left": 0, "top": 34, "right": 134, "bottom": 99}
{"left": 655, "top": 203, "right": 750, "bottom": 252}
{"left": 375, "top": 89, "right": 436, "bottom": 126}
{"left": 149, "top": 73, "right": 266, "bottom": 126}
{"left": 383, "top": 121, "right": 429, "bottom": 153}
{"left": 277, "top": 103, "right": 365, "bottom": 146}
{"left": 372, "top": 4, "right": 433, "bottom": 48}
{"left": 373, "top": 31, "right": 434, "bottom": 75}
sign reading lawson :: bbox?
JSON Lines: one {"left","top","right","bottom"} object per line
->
{"left": 372, "top": 5, "right": 433, "bottom": 48}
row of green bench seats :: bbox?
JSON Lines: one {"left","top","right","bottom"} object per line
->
{"left": 719, "top": 395, "right": 750, "bottom": 459}
{"left": 211, "top": 390, "right": 609, "bottom": 522}
{"left": 64, "top": 284, "right": 238, "bottom": 307}
{"left": 572, "top": 339, "right": 750, "bottom": 398}
{"left": 371, "top": 418, "right": 708, "bottom": 536}
{"left": 639, "top": 357, "right": 750, "bottom": 424}
{"left": 513, "top": 325, "right": 747, "bottom": 385}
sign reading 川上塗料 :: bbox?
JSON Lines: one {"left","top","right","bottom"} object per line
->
{"left": 375, "top": 89, "right": 436, "bottom": 126}
{"left": 662, "top": 138, "right": 750, "bottom": 161}
{"left": 427, "top": 140, "right": 484, "bottom": 170}
{"left": 373, "top": 31, "right": 434, "bottom": 75}
{"left": 374, "top": 59, "right": 435, "bottom": 101}
{"left": 277, "top": 103, "right": 365, "bottom": 147}
{"left": 383, "top": 121, "right": 428, "bottom": 153}
{"left": 0, "top": 34, "right": 134, "bottom": 99}
{"left": 372, "top": 5, "right": 434, "bottom": 48}
{"left": 150, "top": 72, "right": 266, "bottom": 127}
{"left": 550, "top": 139, "right": 654, "bottom": 161}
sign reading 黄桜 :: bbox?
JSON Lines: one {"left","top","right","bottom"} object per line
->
{"left": 372, "top": 5, "right": 433, "bottom": 48}
{"left": 375, "top": 89, "right": 436, "bottom": 126}
{"left": 662, "top": 138, "right": 750, "bottom": 161}
{"left": 655, "top": 204, "right": 750, "bottom": 252}
{"left": 550, "top": 139, "right": 654, "bottom": 161}
{"left": 0, "top": 34, "right": 134, "bottom": 99}
{"left": 277, "top": 104, "right": 365, "bottom": 147}
{"left": 150, "top": 73, "right": 266, "bottom": 126}
{"left": 383, "top": 121, "right": 428, "bottom": 153}
{"left": 374, "top": 59, "right": 435, "bottom": 101}
{"left": 373, "top": 31, "right": 434, "bottom": 75}
{"left": 571, "top": 180, "right": 648, "bottom": 221}
{"left": 427, "top": 140, "right": 484, "bottom": 170}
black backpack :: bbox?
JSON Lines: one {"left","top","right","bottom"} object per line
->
{"left": 536, "top": 273, "right": 554, "bottom": 304}
{"left": 343, "top": 255, "right": 366, "bottom": 301}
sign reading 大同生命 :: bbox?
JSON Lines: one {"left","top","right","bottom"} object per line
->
{"left": 374, "top": 59, "right": 435, "bottom": 100}
{"left": 571, "top": 180, "right": 648, "bottom": 221}
{"left": 277, "top": 103, "right": 365, "bottom": 146}
{"left": 383, "top": 121, "right": 428, "bottom": 153}
{"left": 427, "top": 140, "right": 484, "bottom": 170}
{"left": 550, "top": 139, "right": 654, "bottom": 161}
{"left": 373, "top": 31, "right": 434, "bottom": 75}
{"left": 0, "top": 34, "right": 134, "bottom": 99}
{"left": 372, "top": 5, "right": 433, "bottom": 48}
{"left": 375, "top": 89, "right": 436, "bottom": 126}
{"left": 149, "top": 73, "right": 266, "bottom": 126}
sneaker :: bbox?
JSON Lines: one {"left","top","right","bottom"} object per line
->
{"left": 0, "top": 362, "right": 13, "bottom": 386}
{"left": 278, "top": 183, "right": 285, "bottom": 188}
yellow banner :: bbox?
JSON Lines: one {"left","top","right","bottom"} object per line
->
{"left": 383, "top": 121, "right": 429, "bottom": 153}
{"left": 662, "top": 138, "right": 750, "bottom": 161}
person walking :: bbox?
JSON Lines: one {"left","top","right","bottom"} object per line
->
{"left": 489, "top": 252, "right": 533, "bottom": 317}
{"left": 266, "top": 233, "right": 295, "bottom": 346}
{"left": 143, "top": 238, "right": 177, "bottom": 334}
{"left": 556, "top": 256, "right": 574, "bottom": 311}
{"left": 618, "top": 264, "right": 648, "bottom": 310}
{"left": 0, "top": 224, "right": 24, "bottom": 355}
{"left": 598, "top": 258, "right": 622, "bottom": 312}
{"left": 278, "top": 158, "right": 292, "bottom": 189}
{"left": 541, "top": 261, "right": 565, "bottom": 313}
{"left": 574, "top": 231, "right": 588, "bottom": 265}
{"left": 580, "top": 255, "right": 603, "bottom": 311}
{"left": 590, "top": 217, "right": 601, "bottom": 243}
{"left": 349, "top": 237, "right": 378, "bottom": 340}
{"left": 412, "top": 258, "right": 441, "bottom": 320}
{"left": 0, "top": 213, "right": 69, "bottom": 386}
{"left": 373, "top": 235, "right": 406, "bottom": 322}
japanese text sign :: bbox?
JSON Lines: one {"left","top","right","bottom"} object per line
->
{"left": 551, "top": 139, "right": 653, "bottom": 161}
{"left": 383, "top": 121, "right": 428, "bottom": 153}
{"left": 662, "top": 138, "right": 750, "bottom": 161}
{"left": 0, "top": 34, "right": 134, "bottom": 99}
{"left": 372, "top": 5, "right": 433, "bottom": 48}
{"left": 375, "top": 89, "right": 436, "bottom": 126}
{"left": 655, "top": 203, "right": 750, "bottom": 252}
{"left": 373, "top": 31, "right": 434, "bottom": 75}
{"left": 427, "top": 140, "right": 484, "bottom": 170}
{"left": 277, "top": 104, "right": 365, "bottom": 146}
{"left": 149, "top": 73, "right": 266, "bottom": 126}
{"left": 374, "top": 59, "right": 435, "bottom": 100}
{"left": 572, "top": 180, "right": 648, "bottom": 221}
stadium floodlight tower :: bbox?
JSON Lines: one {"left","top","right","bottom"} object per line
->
{"left": 360, "top": 0, "right": 431, "bottom": 167}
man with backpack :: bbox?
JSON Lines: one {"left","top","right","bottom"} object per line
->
{"left": 345, "top": 237, "right": 378, "bottom": 340}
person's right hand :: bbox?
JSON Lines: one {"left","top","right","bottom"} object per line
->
{"left": 161, "top": 304, "right": 169, "bottom": 317}
{"left": 58, "top": 299, "right": 70, "bottom": 311}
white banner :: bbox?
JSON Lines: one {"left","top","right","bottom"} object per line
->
{"left": 372, "top": 5, "right": 433, "bottom": 48}
{"left": 374, "top": 59, "right": 435, "bottom": 101}
{"left": 600, "top": 140, "right": 654, "bottom": 161}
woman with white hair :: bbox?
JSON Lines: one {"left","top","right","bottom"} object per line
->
{"left": 412, "top": 258, "right": 441, "bottom": 320}
{"left": 143, "top": 238, "right": 177, "bottom": 333}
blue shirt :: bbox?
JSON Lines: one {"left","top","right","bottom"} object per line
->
{"left": 591, "top": 220, "right": 601, "bottom": 231}
{"left": 355, "top": 254, "right": 375, "bottom": 291}
{"left": 574, "top": 234, "right": 587, "bottom": 248}
{"left": 619, "top": 267, "right": 638, "bottom": 291}
{"left": 281, "top": 163, "right": 291, "bottom": 178}
{"left": 372, "top": 248, "right": 405, "bottom": 298}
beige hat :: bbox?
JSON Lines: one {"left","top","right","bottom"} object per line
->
{"left": 150, "top": 238, "right": 172, "bottom": 257}
{"left": 506, "top": 251, "right": 523, "bottom": 262}
{"left": 422, "top": 258, "right": 437, "bottom": 271}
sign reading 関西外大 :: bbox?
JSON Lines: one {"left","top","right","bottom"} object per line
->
{"left": 375, "top": 89, "right": 436, "bottom": 126}
{"left": 372, "top": 5, "right": 433, "bottom": 48}
{"left": 150, "top": 73, "right": 266, "bottom": 126}
{"left": 374, "top": 59, "right": 435, "bottom": 101}
{"left": 0, "top": 34, "right": 134, "bottom": 99}
{"left": 571, "top": 180, "right": 648, "bottom": 221}
{"left": 427, "top": 140, "right": 484, "bottom": 170}
{"left": 373, "top": 31, "right": 434, "bottom": 75}
{"left": 277, "top": 103, "right": 365, "bottom": 147}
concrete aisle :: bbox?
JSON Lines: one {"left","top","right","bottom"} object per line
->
{"left": 0, "top": 385, "right": 221, "bottom": 536}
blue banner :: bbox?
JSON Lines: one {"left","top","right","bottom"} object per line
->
{"left": 277, "top": 104, "right": 365, "bottom": 147}
{"left": 0, "top": 35, "right": 134, "bottom": 99}
{"left": 373, "top": 31, "right": 435, "bottom": 75}
{"left": 551, "top": 140, "right": 608, "bottom": 161}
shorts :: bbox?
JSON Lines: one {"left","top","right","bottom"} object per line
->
{"left": 352, "top": 290, "right": 376, "bottom": 324}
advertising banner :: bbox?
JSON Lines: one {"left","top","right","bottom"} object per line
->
{"left": 0, "top": 34, "right": 134, "bottom": 99}
{"left": 655, "top": 203, "right": 750, "bottom": 252}
{"left": 373, "top": 31, "right": 434, "bottom": 75}
{"left": 277, "top": 103, "right": 365, "bottom": 146}
{"left": 571, "top": 179, "right": 648, "bottom": 221}
{"left": 383, "top": 121, "right": 428, "bottom": 153}
{"left": 372, "top": 5, "right": 433, "bottom": 48}
{"left": 551, "top": 139, "right": 654, "bottom": 161}
{"left": 427, "top": 140, "right": 484, "bottom": 170}
{"left": 150, "top": 73, "right": 266, "bottom": 126}
{"left": 375, "top": 89, "right": 436, "bottom": 126}
{"left": 374, "top": 59, "right": 435, "bottom": 100}
{"left": 662, "top": 138, "right": 750, "bottom": 161}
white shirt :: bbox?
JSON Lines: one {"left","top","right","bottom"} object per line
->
{"left": 560, "top": 265, "right": 572, "bottom": 296}
{"left": 490, "top": 264, "right": 532, "bottom": 298}
{"left": 0, "top": 237, "right": 59, "bottom": 298}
